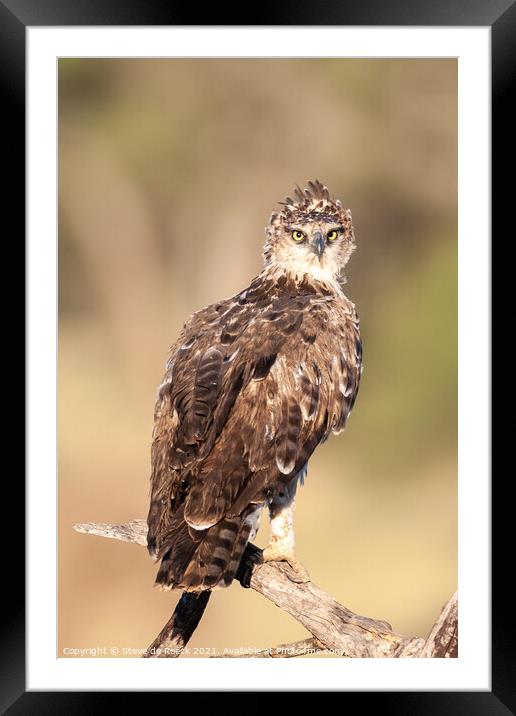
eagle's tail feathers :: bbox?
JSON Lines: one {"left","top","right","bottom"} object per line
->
{"left": 155, "top": 509, "right": 254, "bottom": 592}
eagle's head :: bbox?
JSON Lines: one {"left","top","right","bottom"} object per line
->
{"left": 263, "top": 180, "right": 356, "bottom": 286}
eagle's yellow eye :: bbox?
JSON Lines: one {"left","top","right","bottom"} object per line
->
{"left": 327, "top": 229, "right": 339, "bottom": 241}
{"left": 291, "top": 230, "right": 305, "bottom": 242}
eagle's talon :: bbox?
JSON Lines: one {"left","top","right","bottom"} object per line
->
{"left": 262, "top": 547, "right": 310, "bottom": 583}
{"left": 236, "top": 545, "right": 264, "bottom": 588}
{"left": 283, "top": 557, "right": 310, "bottom": 584}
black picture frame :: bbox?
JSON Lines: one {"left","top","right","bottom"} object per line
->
{"left": 6, "top": 0, "right": 506, "bottom": 711}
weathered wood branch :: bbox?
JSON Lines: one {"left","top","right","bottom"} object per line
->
{"left": 419, "top": 588, "right": 458, "bottom": 658}
{"left": 74, "top": 519, "right": 457, "bottom": 659}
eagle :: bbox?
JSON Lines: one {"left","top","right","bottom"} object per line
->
{"left": 147, "top": 180, "right": 362, "bottom": 592}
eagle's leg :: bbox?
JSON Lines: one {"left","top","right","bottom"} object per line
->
{"left": 262, "top": 471, "right": 310, "bottom": 583}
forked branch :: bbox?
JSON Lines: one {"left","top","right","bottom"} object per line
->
{"left": 74, "top": 519, "right": 457, "bottom": 659}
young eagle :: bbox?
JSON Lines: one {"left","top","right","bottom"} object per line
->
{"left": 147, "top": 180, "right": 362, "bottom": 591}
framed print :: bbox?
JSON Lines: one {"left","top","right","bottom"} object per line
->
{"left": 5, "top": 0, "right": 508, "bottom": 709}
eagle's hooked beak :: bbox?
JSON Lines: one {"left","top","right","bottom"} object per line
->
{"left": 312, "top": 231, "right": 325, "bottom": 261}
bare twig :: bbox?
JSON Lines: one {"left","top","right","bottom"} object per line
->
{"left": 74, "top": 519, "right": 457, "bottom": 659}
{"left": 75, "top": 519, "right": 147, "bottom": 546}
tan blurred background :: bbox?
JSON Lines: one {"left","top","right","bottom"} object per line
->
{"left": 58, "top": 59, "right": 457, "bottom": 657}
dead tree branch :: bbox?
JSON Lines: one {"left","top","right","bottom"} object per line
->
{"left": 74, "top": 519, "right": 457, "bottom": 659}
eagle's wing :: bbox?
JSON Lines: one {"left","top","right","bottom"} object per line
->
{"left": 147, "top": 281, "right": 361, "bottom": 589}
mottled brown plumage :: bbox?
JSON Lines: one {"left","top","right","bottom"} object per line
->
{"left": 147, "top": 180, "right": 362, "bottom": 591}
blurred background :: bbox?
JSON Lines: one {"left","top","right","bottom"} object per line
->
{"left": 58, "top": 59, "right": 457, "bottom": 657}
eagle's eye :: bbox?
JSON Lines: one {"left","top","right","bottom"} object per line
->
{"left": 327, "top": 229, "right": 340, "bottom": 242}
{"left": 291, "top": 230, "right": 305, "bottom": 242}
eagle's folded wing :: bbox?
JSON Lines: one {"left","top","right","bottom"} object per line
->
{"left": 148, "top": 289, "right": 361, "bottom": 561}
